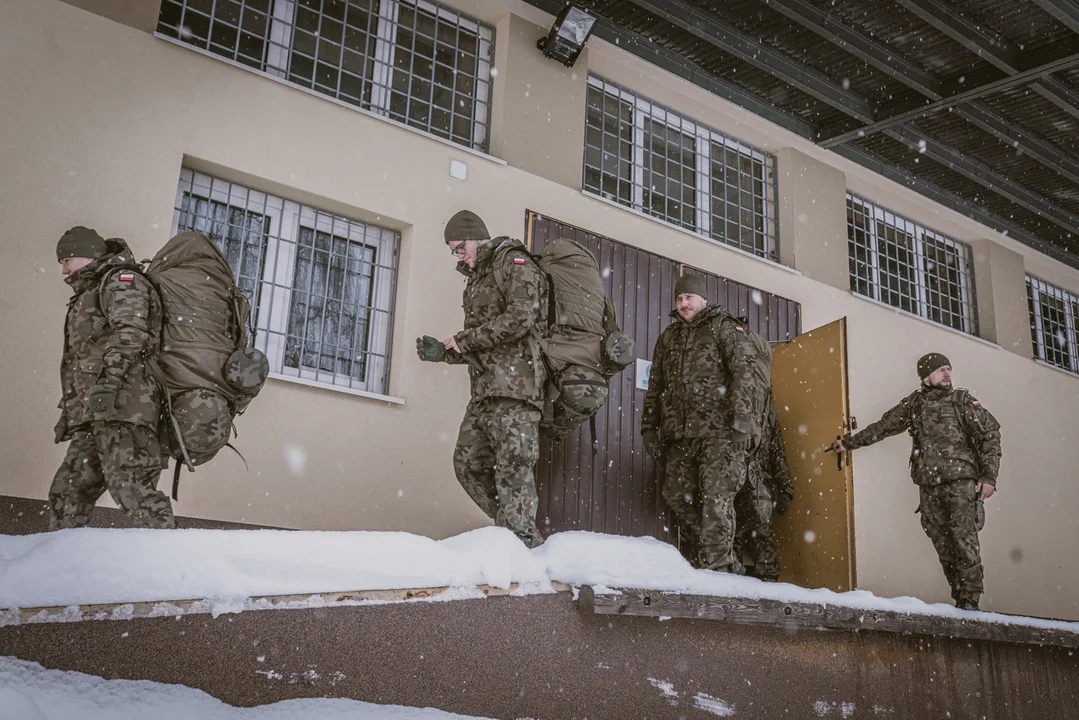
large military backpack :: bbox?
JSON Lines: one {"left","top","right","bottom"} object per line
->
{"left": 105, "top": 231, "right": 270, "bottom": 498}
{"left": 515, "top": 237, "right": 635, "bottom": 446}
{"left": 707, "top": 307, "right": 773, "bottom": 446}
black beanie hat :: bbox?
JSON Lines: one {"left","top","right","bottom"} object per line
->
{"left": 56, "top": 226, "right": 108, "bottom": 261}
{"left": 917, "top": 352, "right": 951, "bottom": 380}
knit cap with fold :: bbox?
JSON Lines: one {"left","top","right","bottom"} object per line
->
{"left": 674, "top": 274, "right": 708, "bottom": 299}
{"left": 444, "top": 210, "right": 491, "bottom": 243}
{"left": 917, "top": 352, "right": 951, "bottom": 380}
{"left": 56, "top": 226, "right": 108, "bottom": 261}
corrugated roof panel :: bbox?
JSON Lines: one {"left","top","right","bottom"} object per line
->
{"left": 955, "top": 0, "right": 1072, "bottom": 50}
{"left": 982, "top": 88, "right": 1079, "bottom": 156}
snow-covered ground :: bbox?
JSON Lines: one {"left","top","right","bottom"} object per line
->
{"left": 0, "top": 657, "right": 489, "bottom": 720}
{"left": 2, "top": 526, "right": 1078, "bottom": 633}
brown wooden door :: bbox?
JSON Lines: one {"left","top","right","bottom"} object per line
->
{"left": 526, "top": 212, "right": 802, "bottom": 542}
{"left": 771, "top": 319, "right": 857, "bottom": 591}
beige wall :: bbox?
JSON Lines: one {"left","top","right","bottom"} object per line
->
{"left": 4, "top": 0, "right": 1079, "bottom": 621}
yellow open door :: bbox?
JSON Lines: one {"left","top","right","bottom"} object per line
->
{"left": 770, "top": 318, "right": 856, "bottom": 592}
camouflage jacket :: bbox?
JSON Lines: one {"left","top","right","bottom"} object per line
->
{"left": 59, "top": 239, "right": 163, "bottom": 430}
{"left": 445, "top": 237, "right": 548, "bottom": 408}
{"left": 750, "top": 396, "right": 792, "bottom": 499}
{"left": 843, "top": 386, "right": 1001, "bottom": 487}
{"left": 642, "top": 306, "right": 761, "bottom": 442}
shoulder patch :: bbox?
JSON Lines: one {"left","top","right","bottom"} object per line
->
{"left": 971, "top": 400, "right": 981, "bottom": 407}
{"left": 735, "top": 326, "right": 745, "bottom": 333}
{"left": 513, "top": 257, "right": 526, "bottom": 265}
{"left": 117, "top": 272, "right": 136, "bottom": 282}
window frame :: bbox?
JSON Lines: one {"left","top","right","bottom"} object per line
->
{"left": 846, "top": 193, "right": 978, "bottom": 336}
{"left": 173, "top": 168, "right": 400, "bottom": 397}
{"left": 1027, "top": 274, "right": 1079, "bottom": 375}
{"left": 583, "top": 75, "right": 778, "bottom": 260}
{"left": 159, "top": 0, "right": 494, "bottom": 152}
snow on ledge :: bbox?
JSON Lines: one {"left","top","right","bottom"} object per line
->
{"left": 2, "top": 527, "right": 1077, "bottom": 635}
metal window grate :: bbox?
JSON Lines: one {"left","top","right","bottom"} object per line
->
{"left": 847, "top": 194, "right": 978, "bottom": 336}
{"left": 157, "top": 0, "right": 494, "bottom": 151}
{"left": 173, "top": 168, "right": 400, "bottom": 395}
{"left": 583, "top": 75, "right": 778, "bottom": 260}
{"left": 1027, "top": 275, "right": 1079, "bottom": 375}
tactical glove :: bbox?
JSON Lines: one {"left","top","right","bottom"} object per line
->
{"left": 774, "top": 492, "right": 792, "bottom": 517}
{"left": 730, "top": 431, "right": 753, "bottom": 453}
{"left": 642, "top": 428, "right": 663, "bottom": 462}
{"left": 86, "top": 384, "right": 119, "bottom": 415}
{"left": 416, "top": 335, "right": 446, "bottom": 362}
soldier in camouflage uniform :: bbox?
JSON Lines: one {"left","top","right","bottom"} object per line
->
{"left": 641, "top": 275, "right": 763, "bottom": 573}
{"left": 830, "top": 353, "right": 1001, "bottom": 611}
{"left": 50, "top": 226, "right": 175, "bottom": 529}
{"left": 416, "top": 210, "right": 548, "bottom": 548}
{"left": 734, "top": 394, "right": 792, "bottom": 582}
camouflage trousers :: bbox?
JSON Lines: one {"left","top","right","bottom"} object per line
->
{"left": 918, "top": 479, "right": 985, "bottom": 604}
{"left": 49, "top": 422, "right": 176, "bottom": 530}
{"left": 453, "top": 398, "right": 544, "bottom": 548}
{"left": 540, "top": 365, "right": 609, "bottom": 441}
{"left": 734, "top": 469, "right": 779, "bottom": 581}
{"left": 663, "top": 437, "right": 747, "bottom": 573}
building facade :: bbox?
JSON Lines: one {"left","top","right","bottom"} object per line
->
{"left": 2, "top": 0, "right": 1078, "bottom": 620}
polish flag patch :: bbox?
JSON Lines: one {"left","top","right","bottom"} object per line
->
{"left": 118, "top": 272, "right": 136, "bottom": 282}
{"left": 972, "top": 400, "right": 981, "bottom": 407}
{"left": 513, "top": 257, "right": 526, "bottom": 265}
{"left": 735, "top": 326, "right": 745, "bottom": 333}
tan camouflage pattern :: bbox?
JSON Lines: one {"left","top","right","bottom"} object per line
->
{"left": 49, "top": 423, "right": 175, "bottom": 529}
{"left": 444, "top": 238, "right": 548, "bottom": 408}
{"left": 540, "top": 365, "right": 608, "bottom": 441}
{"left": 735, "top": 398, "right": 791, "bottom": 581}
{"left": 642, "top": 307, "right": 760, "bottom": 442}
{"left": 59, "top": 240, "right": 162, "bottom": 431}
{"left": 664, "top": 437, "right": 747, "bottom": 572}
{"left": 918, "top": 479, "right": 985, "bottom": 603}
{"left": 842, "top": 387, "right": 1002, "bottom": 486}
{"left": 452, "top": 398, "right": 544, "bottom": 548}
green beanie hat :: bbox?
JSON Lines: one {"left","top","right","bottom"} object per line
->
{"left": 917, "top": 352, "right": 951, "bottom": 380}
{"left": 444, "top": 210, "right": 491, "bottom": 244}
{"left": 56, "top": 226, "right": 108, "bottom": 261}
{"left": 674, "top": 274, "right": 708, "bottom": 299}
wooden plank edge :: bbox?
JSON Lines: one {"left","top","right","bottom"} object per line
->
{"left": 575, "top": 587, "right": 1079, "bottom": 650}
{"left": 1, "top": 581, "right": 572, "bottom": 627}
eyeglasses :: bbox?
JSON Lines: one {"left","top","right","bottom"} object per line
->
{"left": 448, "top": 242, "right": 467, "bottom": 258}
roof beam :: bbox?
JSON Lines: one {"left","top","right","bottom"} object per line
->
{"left": 893, "top": 0, "right": 1020, "bottom": 74}
{"left": 757, "top": 0, "right": 1079, "bottom": 186}
{"left": 893, "top": 0, "right": 1079, "bottom": 126}
{"left": 834, "top": 144, "right": 1079, "bottom": 269}
{"left": 524, "top": 0, "right": 815, "bottom": 140}
{"left": 884, "top": 125, "right": 1079, "bottom": 237}
{"left": 759, "top": 0, "right": 941, "bottom": 98}
{"left": 817, "top": 50, "right": 1079, "bottom": 147}
{"left": 627, "top": 0, "right": 877, "bottom": 122}
{"left": 1029, "top": 0, "right": 1079, "bottom": 35}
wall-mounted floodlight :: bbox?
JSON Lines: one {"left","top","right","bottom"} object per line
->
{"left": 536, "top": 4, "right": 597, "bottom": 68}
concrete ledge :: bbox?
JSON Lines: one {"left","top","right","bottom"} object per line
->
{"left": 578, "top": 585, "right": 1079, "bottom": 649}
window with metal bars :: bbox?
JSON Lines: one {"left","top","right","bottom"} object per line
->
{"left": 173, "top": 168, "right": 400, "bottom": 396}
{"left": 1027, "top": 275, "right": 1079, "bottom": 375}
{"left": 583, "top": 76, "right": 778, "bottom": 259}
{"left": 847, "top": 194, "right": 978, "bottom": 336}
{"left": 157, "top": 0, "right": 494, "bottom": 151}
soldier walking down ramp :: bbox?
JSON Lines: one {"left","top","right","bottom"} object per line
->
{"left": 50, "top": 226, "right": 175, "bottom": 529}
{"left": 641, "top": 274, "right": 763, "bottom": 573}
{"left": 830, "top": 353, "right": 1001, "bottom": 611}
{"left": 416, "top": 211, "right": 548, "bottom": 548}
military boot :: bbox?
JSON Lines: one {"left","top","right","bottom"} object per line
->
{"left": 956, "top": 598, "right": 980, "bottom": 612}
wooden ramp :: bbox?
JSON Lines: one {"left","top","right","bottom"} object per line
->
{"left": 577, "top": 585, "right": 1079, "bottom": 649}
